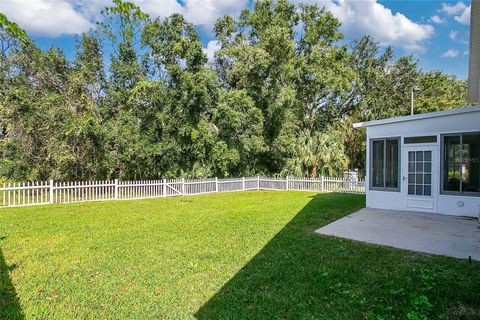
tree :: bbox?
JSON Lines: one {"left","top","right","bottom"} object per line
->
{"left": 347, "top": 36, "right": 420, "bottom": 120}
{"left": 212, "top": 89, "right": 266, "bottom": 175}
{"left": 415, "top": 71, "right": 468, "bottom": 113}
{"left": 284, "top": 131, "right": 349, "bottom": 177}
{"left": 141, "top": 13, "right": 221, "bottom": 177}
{"left": 98, "top": 0, "right": 150, "bottom": 179}
{"left": 294, "top": 4, "right": 354, "bottom": 131}
{"left": 0, "top": 1, "right": 470, "bottom": 181}
{"left": 0, "top": 13, "right": 29, "bottom": 144}
{"left": 334, "top": 37, "right": 415, "bottom": 174}
{"left": 0, "top": 12, "right": 28, "bottom": 59}
{"left": 1, "top": 42, "right": 71, "bottom": 180}
{"left": 213, "top": 0, "right": 353, "bottom": 175}
{"left": 55, "top": 34, "right": 107, "bottom": 179}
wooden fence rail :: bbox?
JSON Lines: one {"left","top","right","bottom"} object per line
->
{"left": 0, "top": 176, "right": 365, "bottom": 208}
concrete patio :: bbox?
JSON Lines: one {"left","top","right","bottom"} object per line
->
{"left": 316, "top": 208, "right": 480, "bottom": 260}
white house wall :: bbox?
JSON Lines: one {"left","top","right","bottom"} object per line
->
{"left": 366, "top": 190, "right": 403, "bottom": 210}
{"left": 365, "top": 111, "right": 480, "bottom": 217}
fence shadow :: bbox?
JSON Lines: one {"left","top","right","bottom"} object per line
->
{"left": 0, "top": 238, "right": 25, "bottom": 320}
{"left": 195, "top": 193, "right": 366, "bottom": 319}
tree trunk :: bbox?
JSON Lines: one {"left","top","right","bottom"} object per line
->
{"left": 308, "top": 164, "right": 317, "bottom": 178}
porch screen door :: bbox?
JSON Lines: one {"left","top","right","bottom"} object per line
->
{"left": 402, "top": 146, "right": 437, "bottom": 213}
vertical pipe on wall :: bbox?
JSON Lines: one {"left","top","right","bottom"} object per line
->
{"left": 468, "top": 0, "right": 480, "bottom": 103}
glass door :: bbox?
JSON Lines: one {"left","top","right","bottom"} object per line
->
{"left": 407, "top": 150, "right": 432, "bottom": 197}
{"left": 402, "top": 146, "right": 437, "bottom": 213}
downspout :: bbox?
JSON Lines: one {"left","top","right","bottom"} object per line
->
{"left": 468, "top": 0, "right": 480, "bottom": 103}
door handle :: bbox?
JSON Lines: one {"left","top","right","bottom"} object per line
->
{"left": 402, "top": 176, "right": 407, "bottom": 181}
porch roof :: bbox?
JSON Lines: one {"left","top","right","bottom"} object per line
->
{"left": 353, "top": 105, "right": 480, "bottom": 128}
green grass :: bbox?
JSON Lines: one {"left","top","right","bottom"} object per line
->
{"left": 0, "top": 191, "right": 479, "bottom": 319}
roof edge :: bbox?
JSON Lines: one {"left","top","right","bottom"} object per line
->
{"left": 353, "top": 105, "right": 480, "bottom": 128}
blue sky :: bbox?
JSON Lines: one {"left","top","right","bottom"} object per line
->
{"left": 0, "top": 0, "right": 473, "bottom": 79}
{"left": 377, "top": 0, "right": 471, "bottom": 78}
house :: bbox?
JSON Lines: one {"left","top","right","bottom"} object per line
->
{"left": 353, "top": 107, "right": 480, "bottom": 217}
{"left": 353, "top": 1, "right": 480, "bottom": 218}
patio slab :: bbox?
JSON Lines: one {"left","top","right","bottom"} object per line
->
{"left": 316, "top": 208, "right": 480, "bottom": 260}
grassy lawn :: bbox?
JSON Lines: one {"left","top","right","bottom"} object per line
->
{"left": 1, "top": 191, "right": 479, "bottom": 319}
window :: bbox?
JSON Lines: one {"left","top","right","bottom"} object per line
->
{"left": 371, "top": 138, "right": 400, "bottom": 191}
{"left": 442, "top": 133, "right": 480, "bottom": 195}
{"left": 404, "top": 136, "right": 437, "bottom": 144}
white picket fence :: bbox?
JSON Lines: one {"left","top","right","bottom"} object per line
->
{"left": 0, "top": 176, "right": 365, "bottom": 208}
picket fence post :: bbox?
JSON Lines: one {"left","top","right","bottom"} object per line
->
{"left": 49, "top": 180, "right": 54, "bottom": 204}
{"left": 242, "top": 177, "right": 245, "bottom": 191}
{"left": 114, "top": 179, "right": 119, "bottom": 200}
{"left": 286, "top": 176, "right": 289, "bottom": 191}
{"left": 257, "top": 176, "right": 260, "bottom": 190}
{"left": 320, "top": 176, "right": 324, "bottom": 192}
{"left": 181, "top": 178, "right": 185, "bottom": 195}
{"left": 215, "top": 177, "right": 218, "bottom": 192}
{"left": 163, "top": 179, "right": 167, "bottom": 197}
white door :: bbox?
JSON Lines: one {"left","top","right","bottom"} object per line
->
{"left": 402, "top": 146, "right": 438, "bottom": 213}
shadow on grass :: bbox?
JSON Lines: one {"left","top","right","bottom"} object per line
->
{"left": 195, "top": 193, "right": 366, "bottom": 319}
{"left": 0, "top": 238, "right": 25, "bottom": 320}
{"left": 195, "top": 193, "right": 480, "bottom": 319}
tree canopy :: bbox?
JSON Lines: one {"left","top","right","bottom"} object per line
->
{"left": 0, "top": 0, "right": 468, "bottom": 181}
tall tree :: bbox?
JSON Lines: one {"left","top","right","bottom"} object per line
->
{"left": 56, "top": 34, "right": 107, "bottom": 179}
{"left": 141, "top": 14, "right": 224, "bottom": 177}
{"left": 98, "top": 0, "right": 150, "bottom": 179}
{"left": 338, "top": 37, "right": 407, "bottom": 174}
{"left": 1, "top": 42, "right": 71, "bottom": 180}
{"left": 97, "top": 0, "right": 148, "bottom": 100}
{"left": 213, "top": 0, "right": 353, "bottom": 174}
{"left": 0, "top": 13, "right": 28, "bottom": 144}
{"left": 415, "top": 71, "right": 468, "bottom": 114}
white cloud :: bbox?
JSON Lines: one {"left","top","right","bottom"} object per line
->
{"left": 454, "top": 5, "right": 470, "bottom": 25}
{"left": 68, "top": 0, "right": 111, "bottom": 20}
{"left": 78, "top": 0, "right": 246, "bottom": 30}
{"left": 441, "top": 48, "right": 460, "bottom": 58}
{"left": 0, "top": 0, "right": 246, "bottom": 37}
{"left": 131, "top": 0, "right": 183, "bottom": 18}
{"left": 0, "top": 0, "right": 436, "bottom": 52}
{"left": 182, "top": 0, "right": 247, "bottom": 30}
{"left": 305, "top": 0, "right": 435, "bottom": 51}
{"left": 440, "top": 2, "right": 470, "bottom": 25}
{"left": 74, "top": 0, "right": 247, "bottom": 30}
{"left": 204, "top": 40, "right": 221, "bottom": 61}
{"left": 430, "top": 15, "right": 445, "bottom": 24}
{"left": 449, "top": 30, "right": 458, "bottom": 40}
{"left": 1, "top": 0, "right": 93, "bottom": 37}
{"left": 448, "top": 30, "right": 469, "bottom": 44}
{"left": 440, "top": 2, "right": 467, "bottom": 15}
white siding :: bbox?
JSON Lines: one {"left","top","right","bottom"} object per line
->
{"left": 365, "top": 110, "right": 480, "bottom": 217}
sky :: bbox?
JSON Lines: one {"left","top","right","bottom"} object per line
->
{"left": 0, "top": 0, "right": 473, "bottom": 79}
